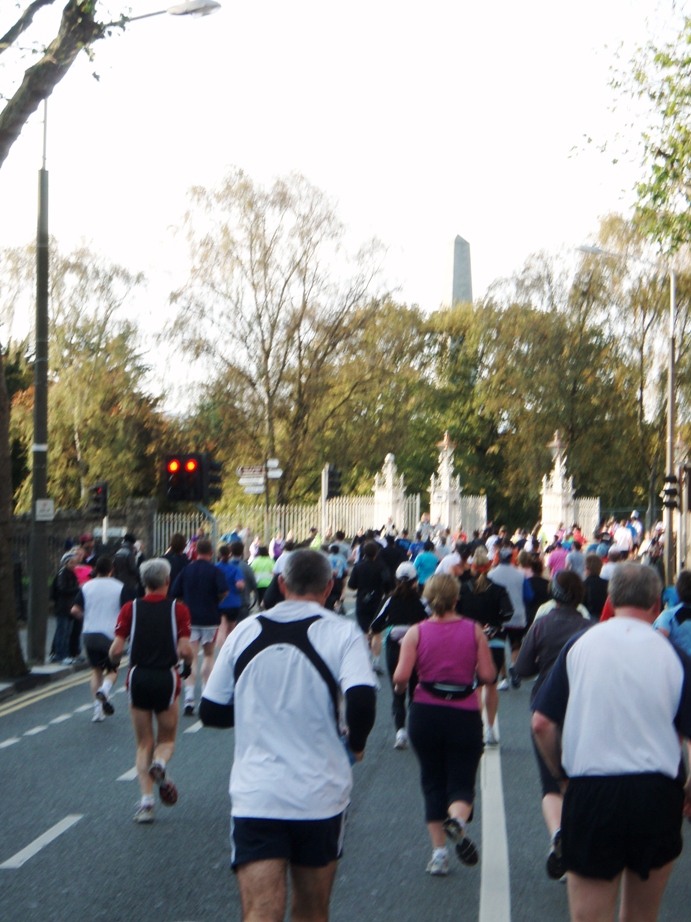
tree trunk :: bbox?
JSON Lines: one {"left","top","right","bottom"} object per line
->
{"left": 0, "top": 350, "right": 28, "bottom": 678}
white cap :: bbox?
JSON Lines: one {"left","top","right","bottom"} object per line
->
{"left": 396, "top": 562, "right": 418, "bottom": 581}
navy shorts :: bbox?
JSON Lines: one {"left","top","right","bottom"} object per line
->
{"left": 231, "top": 812, "right": 346, "bottom": 869}
{"left": 82, "top": 633, "right": 113, "bottom": 671}
{"left": 562, "top": 773, "right": 684, "bottom": 880}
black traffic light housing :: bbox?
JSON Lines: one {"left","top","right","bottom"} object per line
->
{"left": 165, "top": 453, "right": 204, "bottom": 502}
{"left": 88, "top": 481, "right": 108, "bottom": 516}
{"left": 203, "top": 455, "right": 223, "bottom": 504}
{"left": 326, "top": 464, "right": 342, "bottom": 498}
{"left": 662, "top": 475, "right": 679, "bottom": 509}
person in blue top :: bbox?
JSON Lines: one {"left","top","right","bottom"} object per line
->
{"left": 216, "top": 544, "right": 246, "bottom": 649}
{"left": 414, "top": 540, "right": 440, "bottom": 587}
{"left": 654, "top": 569, "right": 691, "bottom": 656}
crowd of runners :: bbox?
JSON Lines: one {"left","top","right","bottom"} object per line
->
{"left": 51, "top": 512, "right": 691, "bottom": 922}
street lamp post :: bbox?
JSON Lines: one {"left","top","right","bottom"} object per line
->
{"left": 579, "top": 244, "right": 678, "bottom": 585}
{"left": 25, "top": 0, "right": 221, "bottom": 664}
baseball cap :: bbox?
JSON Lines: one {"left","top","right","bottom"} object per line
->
{"left": 396, "top": 562, "right": 418, "bottom": 581}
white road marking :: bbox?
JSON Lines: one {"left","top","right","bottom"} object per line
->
{"left": 0, "top": 738, "right": 20, "bottom": 749}
{"left": 74, "top": 704, "right": 92, "bottom": 713}
{"left": 480, "top": 718, "right": 511, "bottom": 922}
{"left": 0, "top": 815, "right": 83, "bottom": 869}
{"left": 24, "top": 725, "right": 47, "bottom": 736}
{"left": 184, "top": 720, "right": 203, "bottom": 734}
{"left": 50, "top": 714, "right": 72, "bottom": 724}
{"left": 117, "top": 767, "right": 138, "bottom": 781}
{"left": 113, "top": 688, "right": 126, "bottom": 695}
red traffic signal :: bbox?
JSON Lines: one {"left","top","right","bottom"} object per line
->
{"left": 165, "top": 453, "right": 203, "bottom": 502}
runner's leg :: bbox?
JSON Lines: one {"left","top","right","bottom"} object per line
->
{"left": 237, "top": 858, "right": 287, "bottom": 922}
{"left": 290, "top": 862, "right": 338, "bottom": 922}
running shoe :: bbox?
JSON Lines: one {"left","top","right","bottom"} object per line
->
{"left": 509, "top": 665, "right": 522, "bottom": 689}
{"left": 92, "top": 702, "right": 105, "bottom": 723}
{"left": 394, "top": 728, "right": 408, "bottom": 750}
{"left": 425, "top": 851, "right": 449, "bottom": 876}
{"left": 485, "top": 725, "right": 499, "bottom": 746}
{"left": 133, "top": 803, "right": 154, "bottom": 824}
{"left": 96, "top": 688, "right": 115, "bottom": 716}
{"left": 443, "top": 818, "right": 479, "bottom": 866}
{"left": 497, "top": 678, "right": 510, "bottom": 691}
{"left": 149, "top": 761, "right": 178, "bottom": 806}
{"left": 546, "top": 828, "right": 564, "bottom": 880}
{"left": 183, "top": 701, "right": 195, "bottom": 717}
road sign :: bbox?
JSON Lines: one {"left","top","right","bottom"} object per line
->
{"left": 266, "top": 458, "right": 280, "bottom": 469}
{"left": 238, "top": 476, "right": 266, "bottom": 487}
{"left": 243, "top": 485, "right": 265, "bottom": 495}
{"left": 267, "top": 469, "right": 283, "bottom": 479}
{"left": 35, "top": 499, "right": 54, "bottom": 522}
{"left": 237, "top": 465, "right": 265, "bottom": 476}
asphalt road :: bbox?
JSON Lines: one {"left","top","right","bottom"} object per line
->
{"left": 1, "top": 651, "right": 691, "bottom": 921}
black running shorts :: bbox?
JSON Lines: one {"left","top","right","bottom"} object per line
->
{"left": 82, "top": 633, "right": 113, "bottom": 670}
{"left": 230, "top": 812, "right": 346, "bottom": 869}
{"left": 562, "top": 773, "right": 684, "bottom": 880}
{"left": 128, "top": 665, "right": 178, "bottom": 714}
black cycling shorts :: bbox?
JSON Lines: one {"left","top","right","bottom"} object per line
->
{"left": 231, "top": 812, "right": 346, "bottom": 869}
{"left": 562, "top": 773, "right": 684, "bottom": 880}
{"left": 128, "top": 665, "right": 178, "bottom": 714}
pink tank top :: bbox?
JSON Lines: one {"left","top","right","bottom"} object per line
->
{"left": 413, "top": 618, "right": 479, "bottom": 711}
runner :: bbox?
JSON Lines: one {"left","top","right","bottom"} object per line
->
{"left": 369, "top": 561, "right": 428, "bottom": 749}
{"left": 70, "top": 556, "right": 127, "bottom": 722}
{"left": 531, "top": 563, "right": 691, "bottom": 921}
{"left": 109, "top": 558, "right": 192, "bottom": 824}
{"left": 393, "top": 574, "right": 496, "bottom": 875}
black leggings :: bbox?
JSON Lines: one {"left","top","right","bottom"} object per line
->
{"left": 408, "top": 702, "right": 484, "bottom": 822}
{"left": 385, "top": 637, "right": 417, "bottom": 730}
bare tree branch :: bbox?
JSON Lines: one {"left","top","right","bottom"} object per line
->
{"left": 0, "top": 0, "right": 58, "bottom": 55}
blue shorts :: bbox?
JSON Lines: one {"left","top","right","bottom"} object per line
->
{"left": 230, "top": 812, "right": 347, "bottom": 869}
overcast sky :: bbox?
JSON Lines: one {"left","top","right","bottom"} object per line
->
{"left": 0, "top": 0, "right": 686, "bottom": 398}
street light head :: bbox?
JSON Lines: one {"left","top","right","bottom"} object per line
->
{"left": 167, "top": 0, "right": 221, "bottom": 15}
{"left": 577, "top": 244, "right": 605, "bottom": 255}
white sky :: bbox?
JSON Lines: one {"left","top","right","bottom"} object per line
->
{"left": 0, "top": 0, "right": 686, "bottom": 397}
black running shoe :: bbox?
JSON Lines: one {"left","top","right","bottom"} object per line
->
{"left": 183, "top": 702, "right": 195, "bottom": 717}
{"left": 149, "top": 761, "right": 178, "bottom": 806}
{"left": 509, "top": 665, "right": 521, "bottom": 689}
{"left": 443, "top": 818, "right": 479, "bottom": 866}
{"left": 546, "top": 828, "right": 564, "bottom": 880}
{"left": 96, "top": 690, "right": 114, "bottom": 716}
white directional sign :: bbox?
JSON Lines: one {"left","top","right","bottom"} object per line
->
{"left": 243, "top": 485, "right": 265, "bottom": 495}
{"left": 237, "top": 465, "right": 266, "bottom": 476}
{"left": 267, "top": 469, "right": 283, "bottom": 479}
{"left": 238, "top": 476, "right": 265, "bottom": 487}
{"left": 266, "top": 458, "right": 280, "bottom": 469}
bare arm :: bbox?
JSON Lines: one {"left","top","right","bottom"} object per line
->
{"left": 108, "top": 635, "right": 126, "bottom": 668}
{"left": 70, "top": 604, "right": 84, "bottom": 620}
{"left": 392, "top": 623, "right": 420, "bottom": 692}
{"left": 531, "top": 710, "right": 567, "bottom": 786}
{"left": 177, "top": 636, "right": 193, "bottom": 667}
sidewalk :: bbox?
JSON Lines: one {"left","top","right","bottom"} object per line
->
{"left": 0, "top": 616, "right": 90, "bottom": 704}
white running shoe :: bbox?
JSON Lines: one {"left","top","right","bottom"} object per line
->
{"left": 133, "top": 803, "right": 154, "bottom": 824}
{"left": 485, "top": 725, "right": 499, "bottom": 746}
{"left": 92, "top": 702, "right": 105, "bottom": 723}
{"left": 426, "top": 850, "right": 449, "bottom": 876}
{"left": 394, "top": 728, "right": 408, "bottom": 749}
{"left": 497, "top": 678, "right": 510, "bottom": 691}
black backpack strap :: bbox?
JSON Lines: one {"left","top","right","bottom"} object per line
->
{"left": 234, "top": 615, "right": 340, "bottom": 728}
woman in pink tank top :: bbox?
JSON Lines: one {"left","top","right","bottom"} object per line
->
{"left": 393, "top": 574, "right": 496, "bottom": 876}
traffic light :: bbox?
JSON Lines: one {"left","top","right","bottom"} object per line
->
{"left": 661, "top": 475, "right": 679, "bottom": 509}
{"left": 88, "top": 481, "right": 108, "bottom": 516}
{"left": 326, "top": 464, "right": 342, "bottom": 498}
{"left": 202, "top": 455, "right": 223, "bottom": 504}
{"left": 165, "top": 454, "right": 204, "bottom": 502}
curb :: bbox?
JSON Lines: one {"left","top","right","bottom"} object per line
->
{"left": 0, "top": 660, "right": 91, "bottom": 705}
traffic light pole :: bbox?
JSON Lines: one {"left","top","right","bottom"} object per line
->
{"left": 664, "top": 270, "right": 676, "bottom": 587}
{"left": 321, "top": 464, "right": 329, "bottom": 543}
{"left": 196, "top": 504, "right": 217, "bottom": 552}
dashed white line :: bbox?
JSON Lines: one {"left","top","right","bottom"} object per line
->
{"left": 50, "top": 714, "right": 72, "bottom": 724}
{"left": 117, "top": 767, "right": 138, "bottom": 781}
{"left": 184, "top": 720, "right": 203, "bottom": 734}
{"left": 24, "top": 725, "right": 48, "bottom": 736}
{"left": 0, "top": 814, "right": 83, "bottom": 869}
{"left": 0, "top": 738, "right": 20, "bottom": 749}
{"left": 479, "top": 717, "right": 511, "bottom": 922}
{"left": 74, "top": 704, "right": 92, "bottom": 713}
